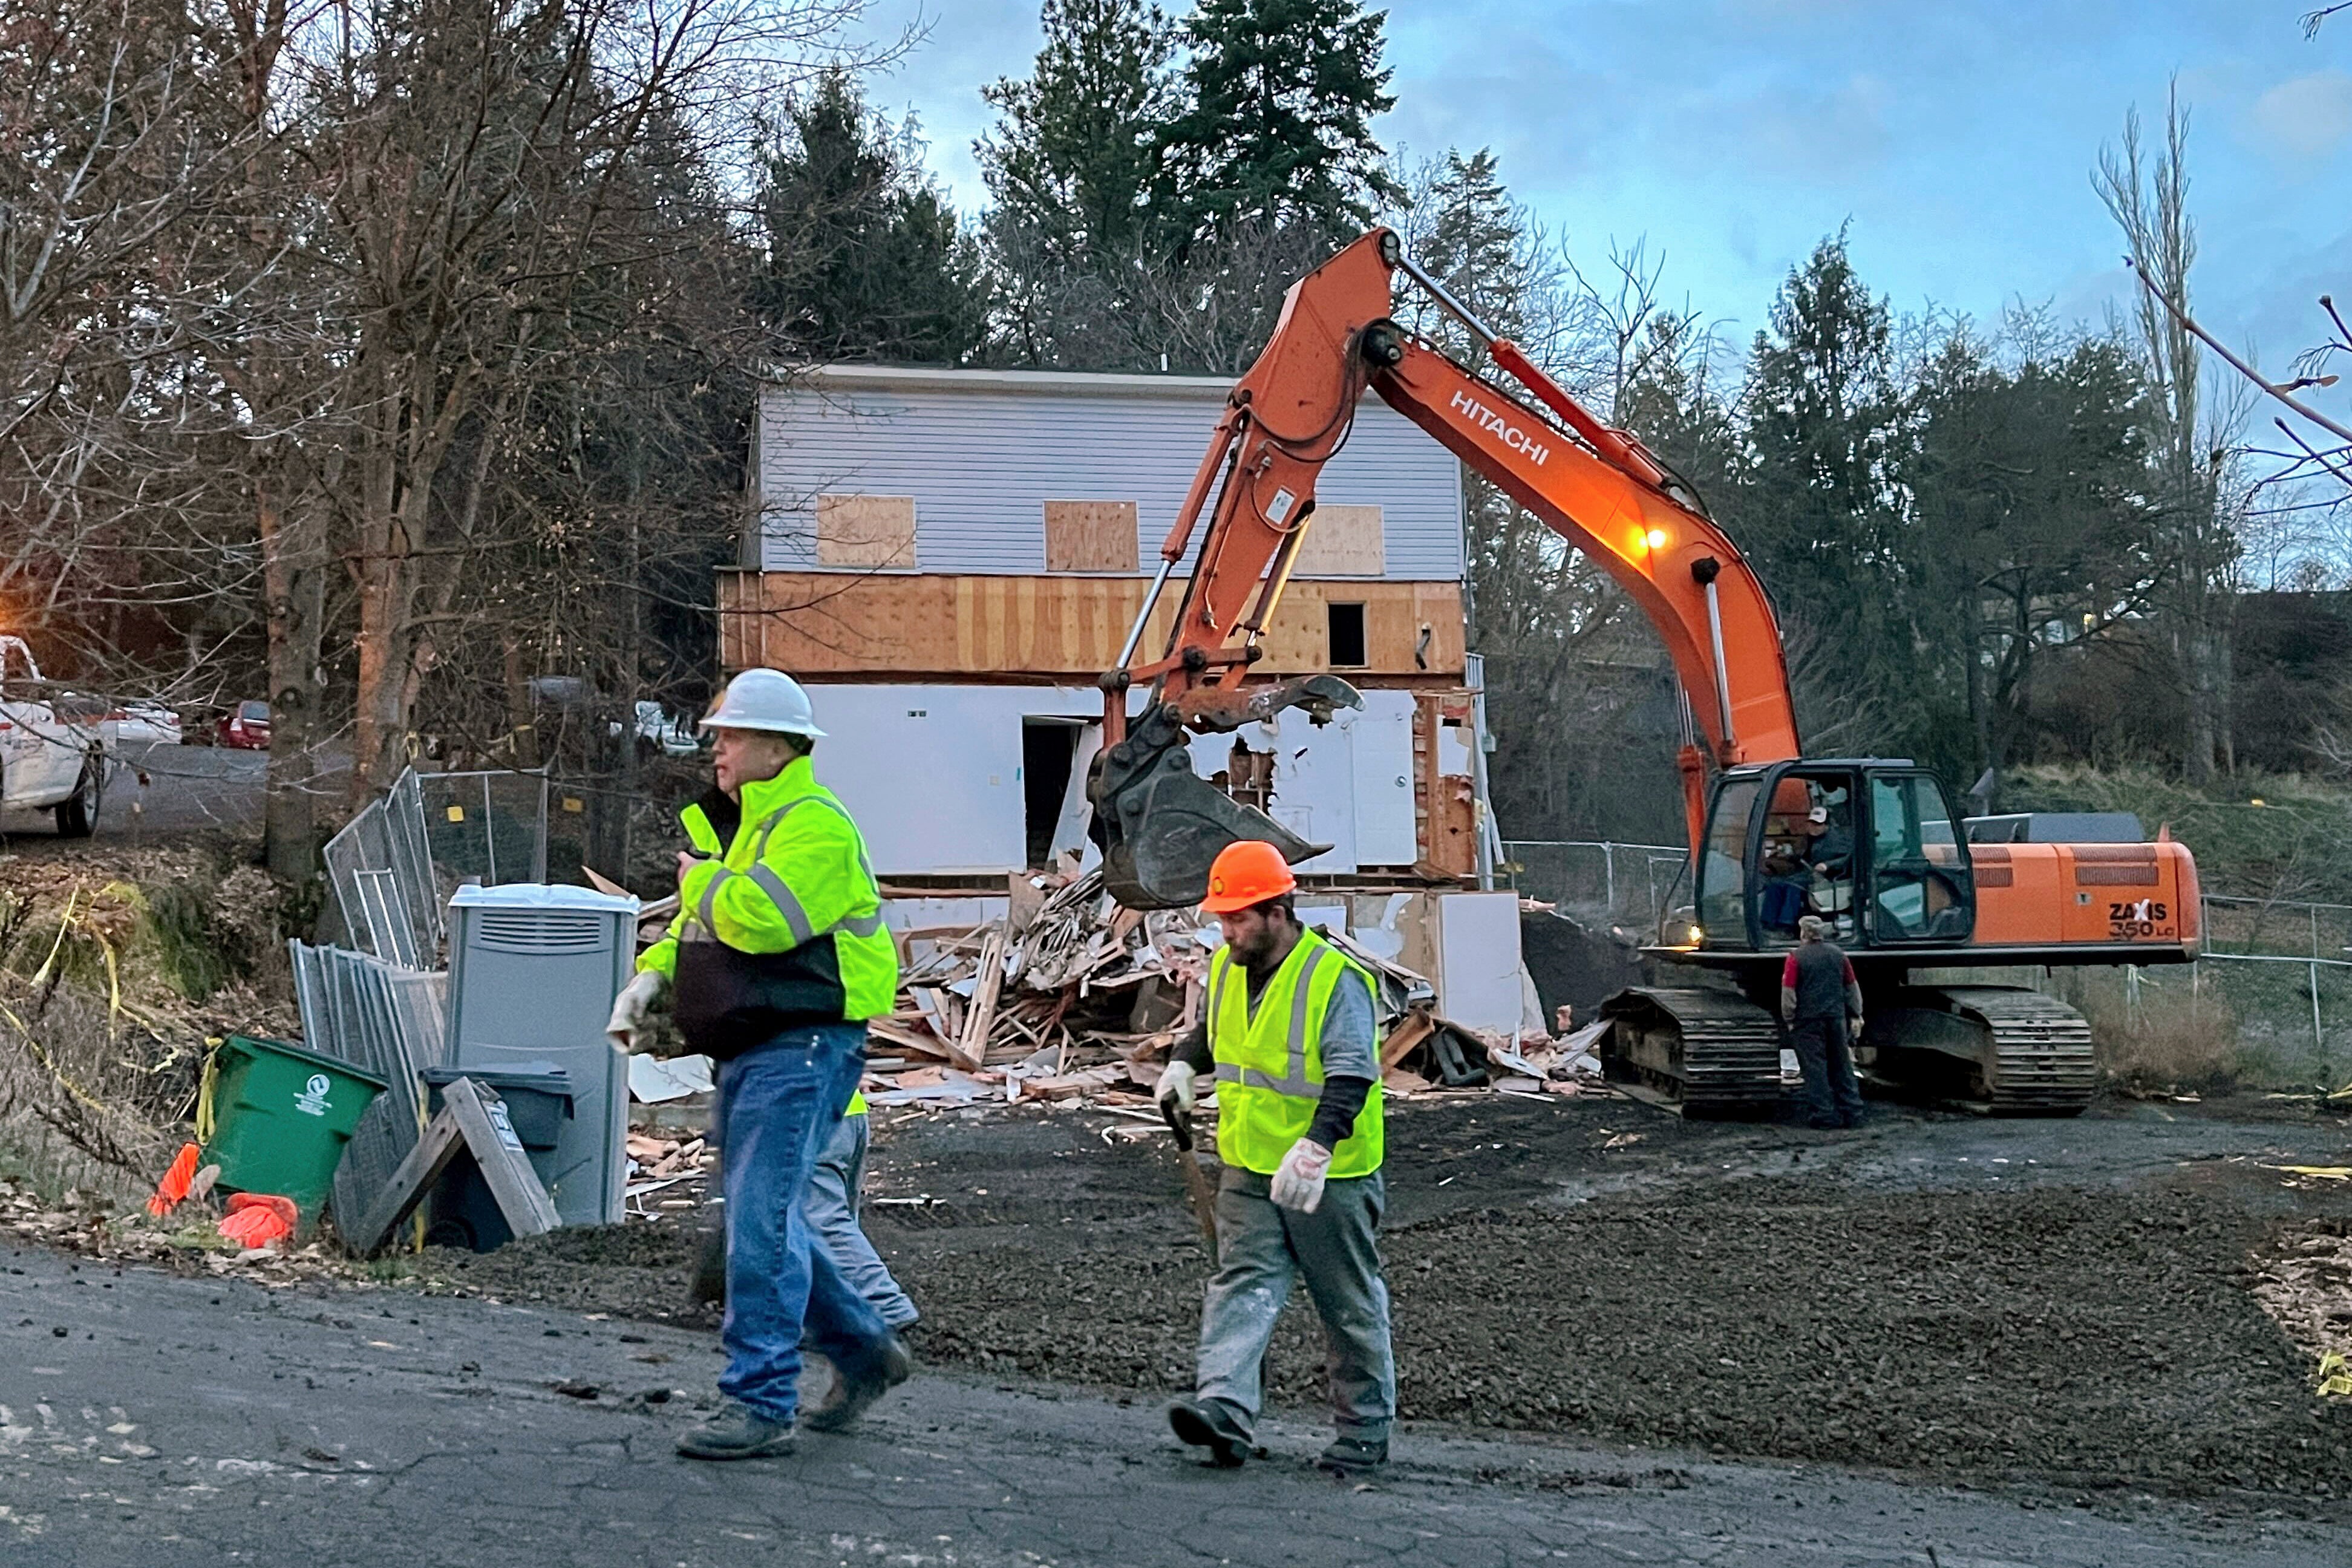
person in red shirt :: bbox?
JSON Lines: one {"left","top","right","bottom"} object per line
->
{"left": 1780, "top": 915, "right": 1866, "bottom": 1128}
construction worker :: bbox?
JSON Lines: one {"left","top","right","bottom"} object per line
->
{"left": 606, "top": 668, "right": 909, "bottom": 1460}
{"left": 1155, "top": 840, "right": 1394, "bottom": 1477}
{"left": 1782, "top": 914, "right": 1867, "bottom": 1129}
{"left": 673, "top": 767, "right": 918, "bottom": 1334}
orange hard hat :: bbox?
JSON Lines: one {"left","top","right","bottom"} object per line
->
{"left": 1201, "top": 840, "right": 1297, "bottom": 913}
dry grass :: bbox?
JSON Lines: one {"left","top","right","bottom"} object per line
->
{"left": 2071, "top": 978, "right": 2244, "bottom": 1094}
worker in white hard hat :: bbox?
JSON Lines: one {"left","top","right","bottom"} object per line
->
{"left": 605, "top": 667, "right": 908, "bottom": 1460}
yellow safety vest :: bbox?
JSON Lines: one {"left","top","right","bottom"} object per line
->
{"left": 1209, "top": 928, "right": 1382, "bottom": 1178}
{"left": 638, "top": 758, "right": 899, "bottom": 1050}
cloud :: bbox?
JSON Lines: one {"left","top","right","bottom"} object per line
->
{"left": 2250, "top": 70, "right": 2352, "bottom": 160}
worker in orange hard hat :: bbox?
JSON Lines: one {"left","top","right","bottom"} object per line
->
{"left": 1155, "top": 840, "right": 1395, "bottom": 1475}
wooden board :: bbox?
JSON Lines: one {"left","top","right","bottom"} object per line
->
{"left": 717, "top": 570, "right": 1465, "bottom": 681}
{"left": 1044, "top": 500, "right": 1140, "bottom": 573}
{"left": 1292, "top": 503, "right": 1384, "bottom": 577}
{"left": 815, "top": 494, "right": 918, "bottom": 569}
{"left": 344, "top": 1077, "right": 560, "bottom": 1256}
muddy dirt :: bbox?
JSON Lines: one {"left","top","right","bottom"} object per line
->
{"left": 407, "top": 1092, "right": 2352, "bottom": 1506}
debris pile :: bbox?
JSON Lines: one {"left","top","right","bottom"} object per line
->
{"left": 622, "top": 1132, "right": 715, "bottom": 1219}
{"left": 858, "top": 871, "right": 1612, "bottom": 1110}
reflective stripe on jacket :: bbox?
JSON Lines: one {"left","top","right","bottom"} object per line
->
{"left": 1208, "top": 927, "right": 1383, "bottom": 1178}
{"left": 638, "top": 757, "right": 898, "bottom": 1057}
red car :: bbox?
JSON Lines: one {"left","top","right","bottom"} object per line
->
{"left": 216, "top": 700, "right": 271, "bottom": 749}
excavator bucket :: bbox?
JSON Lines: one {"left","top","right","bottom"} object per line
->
{"left": 1088, "top": 678, "right": 1361, "bottom": 909}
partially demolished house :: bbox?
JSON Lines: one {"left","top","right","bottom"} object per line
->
{"left": 716, "top": 365, "right": 1493, "bottom": 886}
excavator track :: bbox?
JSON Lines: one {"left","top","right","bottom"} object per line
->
{"left": 1599, "top": 986, "right": 1783, "bottom": 1114}
{"left": 1872, "top": 985, "right": 2094, "bottom": 1115}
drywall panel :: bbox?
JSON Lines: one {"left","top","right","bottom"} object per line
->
{"left": 802, "top": 684, "right": 1101, "bottom": 875}
{"left": 1294, "top": 504, "right": 1385, "bottom": 577}
{"left": 815, "top": 494, "right": 917, "bottom": 569}
{"left": 1436, "top": 892, "right": 1524, "bottom": 1034}
{"left": 756, "top": 374, "right": 1462, "bottom": 581}
{"left": 1044, "top": 500, "right": 1140, "bottom": 573}
{"left": 1350, "top": 691, "right": 1419, "bottom": 866}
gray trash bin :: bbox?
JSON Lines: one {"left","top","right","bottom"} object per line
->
{"left": 445, "top": 884, "right": 639, "bottom": 1227}
{"left": 419, "top": 1063, "right": 574, "bottom": 1252}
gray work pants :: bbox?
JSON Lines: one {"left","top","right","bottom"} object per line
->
{"left": 1789, "top": 1015, "right": 1864, "bottom": 1124}
{"left": 808, "top": 1111, "right": 920, "bottom": 1330}
{"left": 1195, "top": 1167, "right": 1394, "bottom": 1440}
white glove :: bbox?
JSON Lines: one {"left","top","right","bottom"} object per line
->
{"left": 1155, "top": 1059, "right": 1197, "bottom": 1120}
{"left": 1269, "top": 1138, "right": 1333, "bottom": 1214}
{"left": 606, "top": 970, "right": 667, "bottom": 1054}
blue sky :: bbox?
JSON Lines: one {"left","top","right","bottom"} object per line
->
{"left": 849, "top": 0, "right": 2350, "bottom": 414}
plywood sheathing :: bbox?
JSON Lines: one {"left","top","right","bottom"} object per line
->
{"left": 815, "top": 494, "right": 918, "bottom": 569}
{"left": 1043, "top": 500, "right": 1142, "bottom": 573}
{"left": 1292, "top": 503, "right": 1385, "bottom": 577}
{"left": 718, "top": 570, "right": 1466, "bottom": 682}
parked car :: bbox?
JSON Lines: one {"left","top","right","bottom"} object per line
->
{"left": 0, "top": 635, "right": 109, "bottom": 836}
{"left": 215, "top": 699, "right": 272, "bottom": 750}
{"left": 103, "top": 699, "right": 185, "bottom": 746}
{"left": 633, "top": 700, "right": 703, "bottom": 758}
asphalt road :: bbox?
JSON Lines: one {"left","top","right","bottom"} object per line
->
{"left": 3, "top": 1241, "right": 2344, "bottom": 1568}
{"left": 0, "top": 741, "right": 274, "bottom": 841}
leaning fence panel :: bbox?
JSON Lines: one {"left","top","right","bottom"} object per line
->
{"left": 289, "top": 941, "right": 448, "bottom": 1241}
{"left": 1501, "top": 841, "right": 1688, "bottom": 934}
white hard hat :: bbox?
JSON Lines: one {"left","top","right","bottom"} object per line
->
{"left": 701, "top": 668, "right": 825, "bottom": 738}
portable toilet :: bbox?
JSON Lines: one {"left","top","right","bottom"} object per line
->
{"left": 445, "top": 884, "right": 639, "bottom": 1227}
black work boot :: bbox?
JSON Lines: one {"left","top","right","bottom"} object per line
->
{"left": 1167, "top": 1398, "right": 1251, "bottom": 1468}
{"left": 675, "top": 1400, "right": 795, "bottom": 1461}
{"left": 1317, "top": 1432, "right": 1389, "bottom": 1475}
{"left": 802, "top": 1333, "right": 913, "bottom": 1432}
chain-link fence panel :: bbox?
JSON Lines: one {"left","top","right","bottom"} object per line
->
{"left": 290, "top": 940, "right": 448, "bottom": 1241}
{"left": 1501, "top": 841, "right": 1689, "bottom": 935}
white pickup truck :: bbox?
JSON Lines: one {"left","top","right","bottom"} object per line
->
{"left": 0, "top": 635, "right": 107, "bottom": 836}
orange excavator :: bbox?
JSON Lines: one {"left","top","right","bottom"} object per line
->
{"left": 1088, "top": 228, "right": 2202, "bottom": 1116}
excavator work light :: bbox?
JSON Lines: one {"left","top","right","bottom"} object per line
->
{"left": 1644, "top": 528, "right": 1668, "bottom": 550}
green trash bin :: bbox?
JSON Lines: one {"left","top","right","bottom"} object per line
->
{"left": 200, "top": 1035, "right": 388, "bottom": 1223}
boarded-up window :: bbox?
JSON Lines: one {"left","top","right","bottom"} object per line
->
{"left": 815, "top": 494, "right": 918, "bottom": 569}
{"left": 1043, "top": 500, "right": 1140, "bottom": 572}
{"left": 1292, "top": 503, "right": 1384, "bottom": 576}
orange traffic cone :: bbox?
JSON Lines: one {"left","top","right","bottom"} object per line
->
{"left": 147, "top": 1143, "right": 200, "bottom": 1217}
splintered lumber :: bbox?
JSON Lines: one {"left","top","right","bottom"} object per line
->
{"left": 1379, "top": 1010, "right": 1436, "bottom": 1071}
{"left": 950, "top": 927, "right": 1006, "bottom": 1072}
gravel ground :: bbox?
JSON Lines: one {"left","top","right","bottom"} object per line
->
{"left": 407, "top": 1093, "right": 2352, "bottom": 1509}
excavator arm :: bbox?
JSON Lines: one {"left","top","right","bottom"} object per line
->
{"left": 1090, "top": 228, "right": 1802, "bottom": 908}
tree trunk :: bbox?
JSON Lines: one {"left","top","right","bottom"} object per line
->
{"left": 258, "top": 472, "right": 328, "bottom": 886}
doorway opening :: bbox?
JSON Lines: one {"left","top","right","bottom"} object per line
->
{"left": 1022, "top": 719, "right": 1084, "bottom": 867}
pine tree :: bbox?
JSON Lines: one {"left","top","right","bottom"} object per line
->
{"left": 977, "top": 0, "right": 1178, "bottom": 273}
{"left": 757, "top": 72, "right": 991, "bottom": 364}
{"left": 1154, "top": 0, "right": 1400, "bottom": 246}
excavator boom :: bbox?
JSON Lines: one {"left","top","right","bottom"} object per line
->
{"left": 1089, "top": 228, "right": 1798, "bottom": 903}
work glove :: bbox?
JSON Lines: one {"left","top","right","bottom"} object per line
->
{"left": 1847, "top": 1013, "right": 1865, "bottom": 1042}
{"left": 1269, "top": 1138, "right": 1334, "bottom": 1215}
{"left": 1155, "top": 1059, "right": 1197, "bottom": 1122}
{"left": 606, "top": 970, "right": 667, "bottom": 1054}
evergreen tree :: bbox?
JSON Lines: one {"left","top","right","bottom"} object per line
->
{"left": 757, "top": 72, "right": 991, "bottom": 364}
{"left": 1739, "top": 233, "right": 1925, "bottom": 758}
{"left": 977, "top": 0, "right": 1178, "bottom": 274}
{"left": 1154, "top": 0, "right": 1400, "bottom": 246}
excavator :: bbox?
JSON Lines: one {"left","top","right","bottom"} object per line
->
{"left": 1086, "top": 228, "right": 2201, "bottom": 1116}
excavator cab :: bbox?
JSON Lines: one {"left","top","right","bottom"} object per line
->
{"left": 1694, "top": 760, "right": 1976, "bottom": 953}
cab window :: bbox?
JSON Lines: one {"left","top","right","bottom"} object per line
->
{"left": 1696, "top": 779, "right": 1760, "bottom": 944}
{"left": 1866, "top": 774, "right": 1975, "bottom": 942}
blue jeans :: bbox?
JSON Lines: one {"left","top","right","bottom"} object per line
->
{"left": 810, "top": 1112, "right": 920, "bottom": 1330}
{"left": 716, "top": 1024, "right": 892, "bottom": 1422}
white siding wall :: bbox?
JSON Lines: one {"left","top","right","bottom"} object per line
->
{"left": 756, "top": 372, "right": 1463, "bottom": 581}
{"left": 806, "top": 682, "right": 1420, "bottom": 877}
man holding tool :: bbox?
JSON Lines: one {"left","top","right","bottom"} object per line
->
{"left": 1155, "top": 840, "right": 1394, "bottom": 1476}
